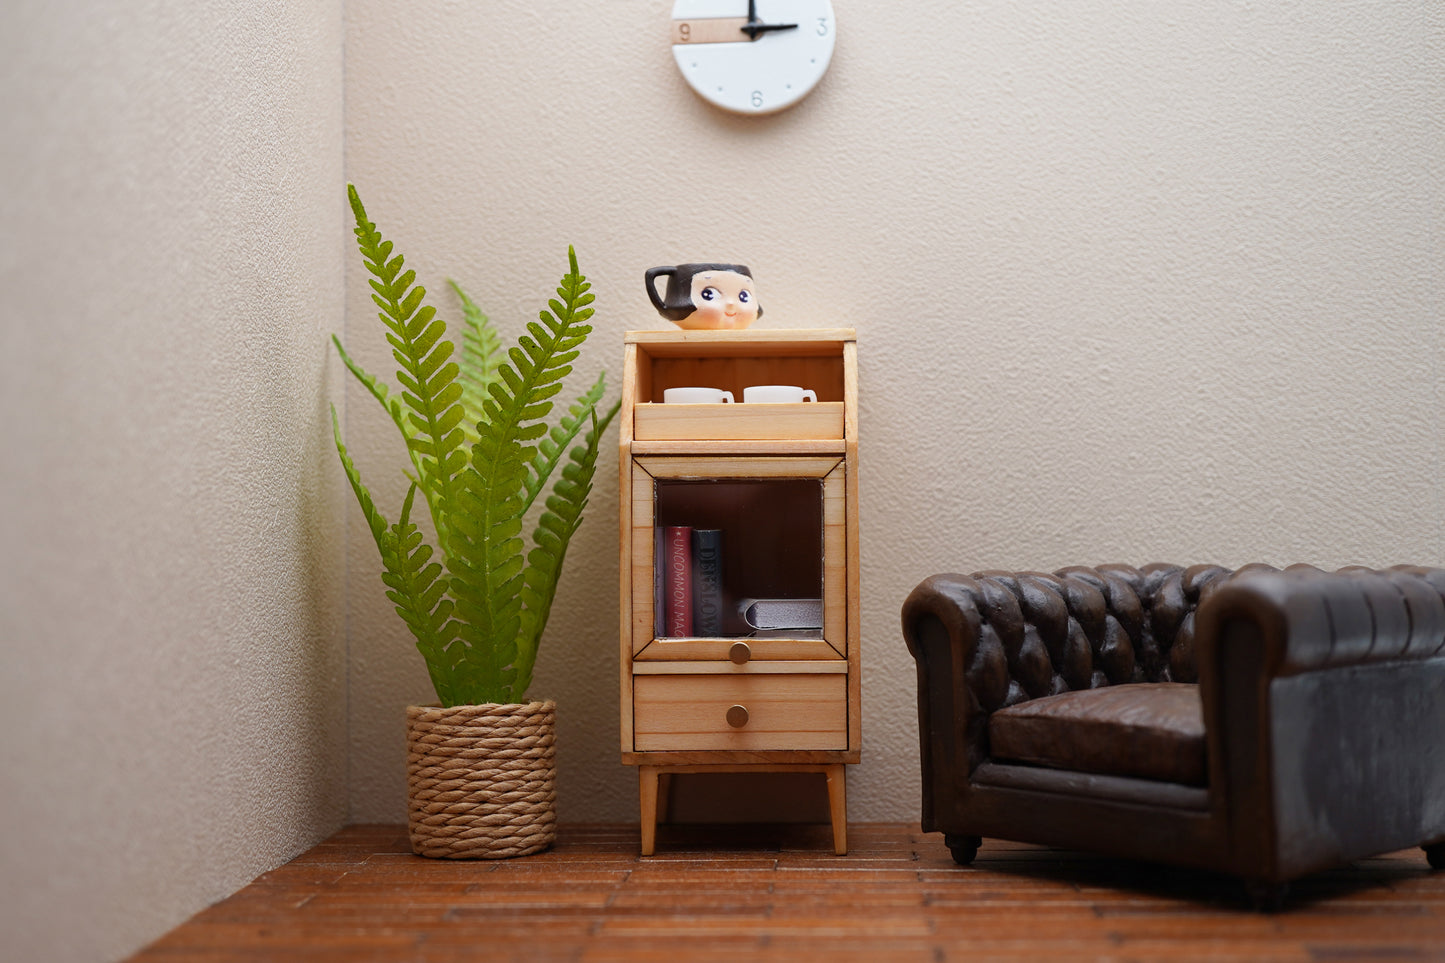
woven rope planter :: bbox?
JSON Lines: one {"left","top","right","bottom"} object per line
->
{"left": 405, "top": 700, "right": 557, "bottom": 859}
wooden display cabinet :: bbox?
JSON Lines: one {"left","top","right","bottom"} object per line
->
{"left": 618, "top": 328, "right": 860, "bottom": 855}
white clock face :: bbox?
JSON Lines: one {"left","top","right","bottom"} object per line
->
{"left": 670, "top": 0, "right": 836, "bottom": 115}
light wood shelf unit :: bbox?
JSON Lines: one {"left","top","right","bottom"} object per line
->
{"left": 619, "top": 328, "right": 860, "bottom": 855}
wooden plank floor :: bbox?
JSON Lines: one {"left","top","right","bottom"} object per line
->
{"left": 129, "top": 823, "right": 1445, "bottom": 962}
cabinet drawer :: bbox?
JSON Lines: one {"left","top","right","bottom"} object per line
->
{"left": 633, "top": 673, "right": 847, "bottom": 751}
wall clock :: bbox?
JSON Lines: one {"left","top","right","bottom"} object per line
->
{"left": 670, "top": 0, "right": 836, "bottom": 115}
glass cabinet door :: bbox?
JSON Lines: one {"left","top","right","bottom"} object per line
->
{"left": 630, "top": 456, "right": 846, "bottom": 662}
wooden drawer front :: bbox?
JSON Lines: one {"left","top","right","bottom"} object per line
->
{"left": 633, "top": 673, "right": 847, "bottom": 751}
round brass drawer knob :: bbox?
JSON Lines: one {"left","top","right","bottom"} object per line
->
{"left": 726, "top": 704, "right": 750, "bottom": 728}
{"left": 729, "top": 641, "right": 751, "bottom": 664}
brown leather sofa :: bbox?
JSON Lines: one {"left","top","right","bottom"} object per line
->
{"left": 902, "top": 563, "right": 1445, "bottom": 905}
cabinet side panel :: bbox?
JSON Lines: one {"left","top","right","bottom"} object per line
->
{"left": 620, "top": 343, "right": 640, "bottom": 444}
{"left": 843, "top": 341, "right": 861, "bottom": 753}
{"left": 620, "top": 443, "right": 635, "bottom": 754}
{"left": 631, "top": 461, "right": 658, "bottom": 658}
{"left": 823, "top": 466, "right": 847, "bottom": 658}
{"left": 845, "top": 446, "right": 861, "bottom": 752}
{"left": 842, "top": 341, "right": 858, "bottom": 443}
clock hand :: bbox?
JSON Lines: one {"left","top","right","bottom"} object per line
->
{"left": 743, "top": 21, "right": 798, "bottom": 37}
{"left": 741, "top": 0, "right": 797, "bottom": 40}
{"left": 742, "top": 0, "right": 762, "bottom": 39}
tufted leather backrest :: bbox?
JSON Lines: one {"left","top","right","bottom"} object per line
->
{"left": 904, "top": 562, "right": 1445, "bottom": 715}
{"left": 934, "top": 563, "right": 1277, "bottom": 713}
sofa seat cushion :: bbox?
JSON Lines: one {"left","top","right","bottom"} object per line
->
{"left": 987, "top": 682, "right": 1206, "bottom": 787}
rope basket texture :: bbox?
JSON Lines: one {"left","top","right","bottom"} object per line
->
{"left": 406, "top": 700, "right": 558, "bottom": 859}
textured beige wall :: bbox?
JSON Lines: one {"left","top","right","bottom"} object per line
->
{"left": 343, "top": 0, "right": 1442, "bottom": 825}
{"left": 2, "top": 4, "right": 1435, "bottom": 955}
{"left": 0, "top": 2, "right": 348, "bottom": 961}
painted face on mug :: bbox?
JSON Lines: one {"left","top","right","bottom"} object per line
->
{"left": 684, "top": 271, "right": 758, "bottom": 330}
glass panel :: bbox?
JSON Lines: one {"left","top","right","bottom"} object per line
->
{"left": 654, "top": 478, "right": 824, "bottom": 639}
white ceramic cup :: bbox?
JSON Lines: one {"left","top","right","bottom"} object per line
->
{"left": 663, "top": 386, "right": 734, "bottom": 404}
{"left": 743, "top": 385, "right": 817, "bottom": 404}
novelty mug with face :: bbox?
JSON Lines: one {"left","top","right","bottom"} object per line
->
{"left": 645, "top": 263, "right": 762, "bottom": 330}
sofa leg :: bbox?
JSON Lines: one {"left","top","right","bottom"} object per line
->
{"left": 944, "top": 834, "right": 981, "bottom": 865}
{"left": 1244, "top": 880, "right": 1289, "bottom": 912}
{"left": 1425, "top": 842, "right": 1445, "bottom": 870}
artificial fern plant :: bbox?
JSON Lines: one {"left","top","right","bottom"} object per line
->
{"left": 332, "top": 185, "right": 618, "bottom": 707}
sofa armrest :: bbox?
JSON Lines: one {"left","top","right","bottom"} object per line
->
{"left": 1198, "top": 565, "right": 1445, "bottom": 677}
{"left": 901, "top": 567, "right": 1159, "bottom": 828}
{"left": 901, "top": 575, "right": 993, "bottom": 830}
{"left": 1195, "top": 566, "right": 1445, "bottom": 880}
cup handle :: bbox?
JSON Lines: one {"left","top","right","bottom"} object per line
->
{"left": 720, "top": 391, "right": 734, "bottom": 404}
{"left": 802, "top": 390, "right": 817, "bottom": 403}
{"left": 645, "top": 266, "right": 674, "bottom": 314}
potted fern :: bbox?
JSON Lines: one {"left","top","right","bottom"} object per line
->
{"left": 331, "top": 185, "right": 618, "bottom": 858}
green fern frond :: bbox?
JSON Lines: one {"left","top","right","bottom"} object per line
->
{"left": 348, "top": 185, "right": 468, "bottom": 555}
{"left": 512, "top": 398, "right": 620, "bottom": 695}
{"left": 331, "top": 404, "right": 392, "bottom": 549}
{"left": 383, "top": 482, "right": 463, "bottom": 706}
{"left": 332, "top": 407, "right": 459, "bottom": 700}
{"left": 444, "top": 247, "right": 596, "bottom": 704}
{"left": 449, "top": 280, "right": 503, "bottom": 445}
{"left": 521, "top": 371, "right": 610, "bottom": 516}
{"left": 332, "top": 189, "right": 616, "bottom": 708}
{"left": 331, "top": 334, "right": 424, "bottom": 475}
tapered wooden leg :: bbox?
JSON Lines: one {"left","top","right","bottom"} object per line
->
{"left": 639, "top": 766, "right": 659, "bottom": 856}
{"left": 824, "top": 764, "right": 847, "bottom": 855}
{"left": 656, "top": 773, "right": 673, "bottom": 825}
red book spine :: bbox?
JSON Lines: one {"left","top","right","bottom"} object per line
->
{"left": 664, "top": 526, "right": 693, "bottom": 637}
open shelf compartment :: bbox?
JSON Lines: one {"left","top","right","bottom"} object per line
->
{"left": 623, "top": 328, "right": 856, "bottom": 445}
{"left": 630, "top": 456, "right": 847, "bottom": 662}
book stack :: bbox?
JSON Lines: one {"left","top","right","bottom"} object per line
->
{"left": 656, "top": 525, "right": 822, "bottom": 637}
{"left": 658, "top": 526, "right": 723, "bottom": 637}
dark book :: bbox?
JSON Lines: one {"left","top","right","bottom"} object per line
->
{"left": 663, "top": 526, "right": 693, "bottom": 637}
{"left": 691, "top": 529, "right": 724, "bottom": 636}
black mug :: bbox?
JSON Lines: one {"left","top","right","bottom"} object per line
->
{"left": 645, "top": 263, "right": 761, "bottom": 325}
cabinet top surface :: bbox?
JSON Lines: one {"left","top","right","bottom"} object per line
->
{"left": 625, "top": 328, "right": 855, "bottom": 349}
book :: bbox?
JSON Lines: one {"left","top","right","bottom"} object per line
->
{"left": 738, "top": 598, "right": 823, "bottom": 631}
{"left": 691, "top": 529, "right": 724, "bottom": 636}
{"left": 662, "top": 526, "right": 692, "bottom": 637}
